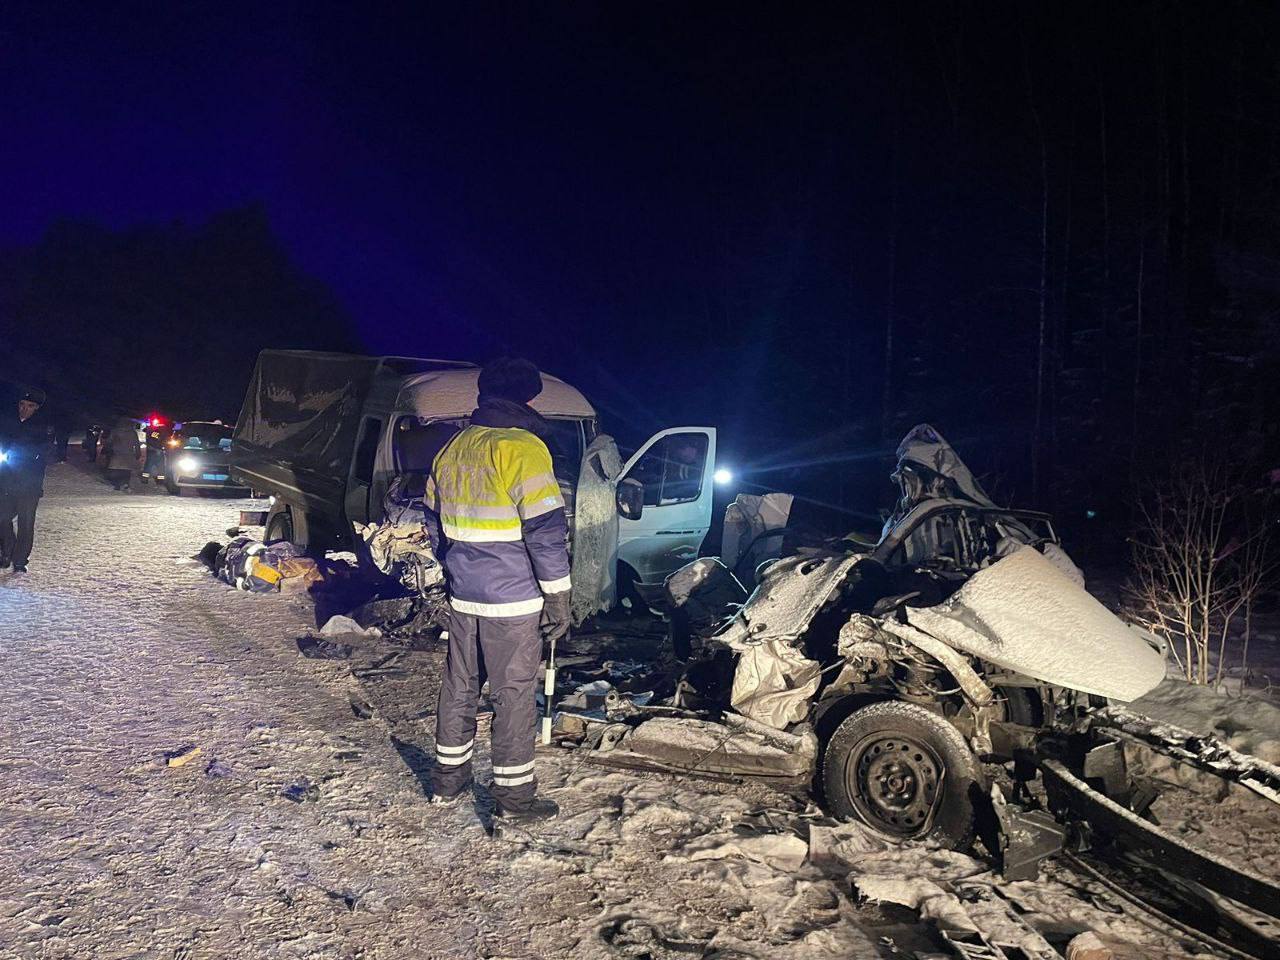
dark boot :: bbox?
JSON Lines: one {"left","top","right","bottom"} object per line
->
{"left": 428, "top": 780, "right": 473, "bottom": 806}
{"left": 494, "top": 796, "right": 559, "bottom": 825}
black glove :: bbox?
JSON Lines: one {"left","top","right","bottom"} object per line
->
{"left": 540, "top": 591, "right": 572, "bottom": 645}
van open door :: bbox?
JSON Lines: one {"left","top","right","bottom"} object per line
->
{"left": 615, "top": 427, "right": 717, "bottom": 600}
{"left": 343, "top": 415, "right": 384, "bottom": 527}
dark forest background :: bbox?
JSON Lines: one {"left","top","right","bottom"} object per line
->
{"left": 4, "top": 3, "right": 1280, "bottom": 559}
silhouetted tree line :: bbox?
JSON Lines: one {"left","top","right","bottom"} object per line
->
{"left": 0, "top": 204, "right": 355, "bottom": 423}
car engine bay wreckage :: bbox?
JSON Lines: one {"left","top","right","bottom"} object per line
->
{"left": 540, "top": 424, "right": 1280, "bottom": 958}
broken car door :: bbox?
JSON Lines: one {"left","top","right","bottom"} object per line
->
{"left": 615, "top": 427, "right": 717, "bottom": 598}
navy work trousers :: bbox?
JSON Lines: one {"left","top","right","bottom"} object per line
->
{"left": 432, "top": 607, "right": 543, "bottom": 809}
{"left": 0, "top": 492, "right": 39, "bottom": 567}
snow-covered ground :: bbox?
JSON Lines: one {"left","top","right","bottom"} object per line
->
{"left": 0, "top": 456, "right": 1274, "bottom": 959}
{"left": 0, "top": 460, "right": 877, "bottom": 958}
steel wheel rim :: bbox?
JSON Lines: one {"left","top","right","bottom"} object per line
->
{"left": 846, "top": 730, "right": 943, "bottom": 837}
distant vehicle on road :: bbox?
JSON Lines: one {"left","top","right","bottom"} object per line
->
{"left": 163, "top": 421, "right": 246, "bottom": 495}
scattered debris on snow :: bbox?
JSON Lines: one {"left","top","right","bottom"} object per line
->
{"left": 163, "top": 744, "right": 202, "bottom": 767}
{"left": 318, "top": 614, "right": 381, "bottom": 638}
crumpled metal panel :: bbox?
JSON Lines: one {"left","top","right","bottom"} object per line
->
{"left": 713, "top": 553, "right": 865, "bottom": 650}
{"left": 906, "top": 547, "right": 1165, "bottom": 702}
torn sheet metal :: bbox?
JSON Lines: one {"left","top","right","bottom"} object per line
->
{"left": 906, "top": 547, "right": 1165, "bottom": 702}
{"left": 877, "top": 619, "right": 995, "bottom": 709}
{"left": 353, "top": 473, "right": 444, "bottom": 593}
{"left": 714, "top": 553, "right": 864, "bottom": 649}
{"left": 989, "top": 785, "right": 1065, "bottom": 881}
{"left": 354, "top": 520, "right": 443, "bottom": 591}
{"left": 882, "top": 423, "right": 998, "bottom": 537}
{"left": 1095, "top": 706, "right": 1280, "bottom": 806}
{"left": 587, "top": 716, "right": 816, "bottom": 781}
{"left": 721, "top": 492, "right": 795, "bottom": 583}
{"left": 665, "top": 559, "right": 747, "bottom": 662}
{"left": 570, "top": 434, "right": 623, "bottom": 625}
{"left": 729, "top": 639, "right": 823, "bottom": 728}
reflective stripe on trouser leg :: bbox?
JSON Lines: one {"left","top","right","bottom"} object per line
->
{"left": 432, "top": 608, "right": 483, "bottom": 796}
{"left": 477, "top": 611, "right": 543, "bottom": 809}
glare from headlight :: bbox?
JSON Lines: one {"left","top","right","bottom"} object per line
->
{"left": 0, "top": 451, "right": 8, "bottom": 464}
{"left": 714, "top": 468, "right": 734, "bottom": 486}
{"left": 177, "top": 456, "right": 199, "bottom": 473}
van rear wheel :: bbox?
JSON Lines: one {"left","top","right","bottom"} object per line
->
{"left": 265, "top": 507, "right": 295, "bottom": 545}
{"left": 823, "top": 700, "right": 983, "bottom": 850}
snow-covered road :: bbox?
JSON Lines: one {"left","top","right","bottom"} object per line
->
{"left": 0, "top": 459, "right": 881, "bottom": 959}
{"left": 6, "top": 456, "right": 1270, "bottom": 960}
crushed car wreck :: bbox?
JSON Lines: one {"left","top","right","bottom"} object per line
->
{"left": 555, "top": 424, "right": 1169, "bottom": 852}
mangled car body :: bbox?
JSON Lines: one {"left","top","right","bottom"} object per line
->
{"left": 562, "top": 425, "right": 1167, "bottom": 849}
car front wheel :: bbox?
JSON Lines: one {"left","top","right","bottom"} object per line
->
{"left": 822, "top": 700, "right": 983, "bottom": 850}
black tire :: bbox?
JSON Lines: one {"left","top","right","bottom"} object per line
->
{"left": 822, "top": 700, "right": 984, "bottom": 850}
{"left": 265, "top": 508, "right": 294, "bottom": 545}
{"left": 616, "top": 563, "right": 649, "bottom": 616}
{"left": 994, "top": 686, "right": 1043, "bottom": 727}
{"left": 165, "top": 475, "right": 182, "bottom": 495}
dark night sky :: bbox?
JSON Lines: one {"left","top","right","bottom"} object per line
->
{"left": 3, "top": 3, "right": 892, "bottom": 448}
{"left": 4, "top": 6, "right": 827, "bottom": 349}
{"left": 5, "top": 3, "right": 1280, "bottom": 540}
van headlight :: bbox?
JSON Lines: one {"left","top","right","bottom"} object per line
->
{"left": 177, "top": 456, "right": 199, "bottom": 473}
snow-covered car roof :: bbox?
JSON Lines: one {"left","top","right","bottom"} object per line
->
{"left": 395, "top": 369, "right": 597, "bottom": 420}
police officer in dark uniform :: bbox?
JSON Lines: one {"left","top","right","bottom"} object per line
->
{"left": 0, "top": 387, "right": 55, "bottom": 573}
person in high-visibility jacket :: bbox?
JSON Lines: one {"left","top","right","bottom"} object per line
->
{"left": 423, "top": 358, "right": 571, "bottom": 824}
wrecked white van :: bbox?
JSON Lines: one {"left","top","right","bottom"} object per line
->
{"left": 230, "top": 350, "right": 718, "bottom": 618}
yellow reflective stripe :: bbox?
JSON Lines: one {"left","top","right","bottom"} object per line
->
{"left": 450, "top": 596, "right": 544, "bottom": 617}
{"left": 440, "top": 514, "right": 522, "bottom": 531}
{"left": 538, "top": 575, "right": 572, "bottom": 594}
{"left": 493, "top": 771, "right": 536, "bottom": 786}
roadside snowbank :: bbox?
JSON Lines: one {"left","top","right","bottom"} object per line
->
{"left": 1130, "top": 677, "right": 1280, "bottom": 764}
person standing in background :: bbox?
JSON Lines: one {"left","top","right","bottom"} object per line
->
{"left": 104, "top": 416, "right": 142, "bottom": 492}
{"left": 0, "top": 387, "right": 55, "bottom": 573}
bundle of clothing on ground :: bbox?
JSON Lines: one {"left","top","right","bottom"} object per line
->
{"left": 201, "top": 536, "right": 324, "bottom": 593}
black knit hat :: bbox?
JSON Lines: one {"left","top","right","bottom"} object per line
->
{"left": 20, "top": 387, "right": 46, "bottom": 406}
{"left": 477, "top": 357, "right": 542, "bottom": 404}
